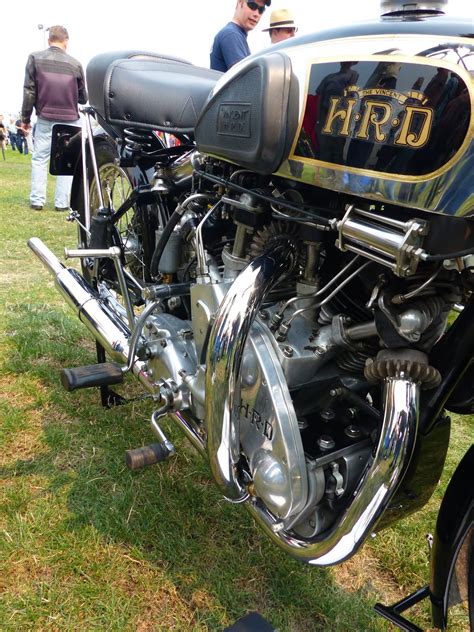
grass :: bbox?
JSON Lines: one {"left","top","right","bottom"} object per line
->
{"left": 0, "top": 149, "right": 471, "bottom": 631}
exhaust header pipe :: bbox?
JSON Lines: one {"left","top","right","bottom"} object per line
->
{"left": 205, "top": 237, "right": 297, "bottom": 502}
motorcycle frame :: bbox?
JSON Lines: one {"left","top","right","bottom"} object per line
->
{"left": 48, "top": 115, "right": 474, "bottom": 628}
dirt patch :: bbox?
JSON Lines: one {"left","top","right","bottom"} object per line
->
{"left": 332, "top": 546, "right": 403, "bottom": 605}
{"left": 0, "top": 404, "right": 48, "bottom": 466}
{"left": 0, "top": 374, "right": 40, "bottom": 406}
{"left": 0, "top": 554, "right": 54, "bottom": 597}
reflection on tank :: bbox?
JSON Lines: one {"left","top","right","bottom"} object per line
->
{"left": 294, "top": 44, "right": 473, "bottom": 179}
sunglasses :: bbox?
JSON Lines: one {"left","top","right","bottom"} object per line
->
{"left": 246, "top": 1, "right": 265, "bottom": 15}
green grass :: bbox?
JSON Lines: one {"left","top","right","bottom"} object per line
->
{"left": 0, "top": 150, "right": 471, "bottom": 631}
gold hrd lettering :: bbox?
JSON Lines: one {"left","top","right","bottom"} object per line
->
{"left": 322, "top": 97, "right": 434, "bottom": 148}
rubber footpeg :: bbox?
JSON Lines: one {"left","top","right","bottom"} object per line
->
{"left": 60, "top": 362, "right": 124, "bottom": 392}
{"left": 125, "top": 443, "right": 171, "bottom": 470}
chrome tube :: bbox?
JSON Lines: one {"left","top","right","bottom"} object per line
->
{"left": 248, "top": 376, "right": 420, "bottom": 565}
{"left": 205, "top": 239, "right": 297, "bottom": 501}
{"left": 204, "top": 229, "right": 419, "bottom": 562}
{"left": 27, "top": 238, "right": 153, "bottom": 392}
{"left": 80, "top": 114, "right": 90, "bottom": 232}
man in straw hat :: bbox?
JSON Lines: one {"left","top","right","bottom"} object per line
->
{"left": 263, "top": 8, "right": 298, "bottom": 44}
{"left": 210, "top": 0, "right": 271, "bottom": 72}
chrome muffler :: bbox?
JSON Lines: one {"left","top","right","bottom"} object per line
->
{"left": 28, "top": 237, "right": 152, "bottom": 391}
{"left": 205, "top": 237, "right": 424, "bottom": 565}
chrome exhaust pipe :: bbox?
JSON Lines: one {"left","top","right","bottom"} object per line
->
{"left": 205, "top": 234, "right": 420, "bottom": 564}
{"left": 27, "top": 237, "right": 153, "bottom": 390}
{"left": 249, "top": 376, "right": 419, "bottom": 565}
{"left": 28, "top": 237, "right": 207, "bottom": 453}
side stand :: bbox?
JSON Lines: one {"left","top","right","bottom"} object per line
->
{"left": 96, "top": 341, "right": 127, "bottom": 408}
{"left": 374, "top": 585, "right": 430, "bottom": 632}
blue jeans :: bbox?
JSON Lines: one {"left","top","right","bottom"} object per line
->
{"left": 9, "top": 132, "right": 19, "bottom": 151}
{"left": 30, "top": 117, "right": 80, "bottom": 208}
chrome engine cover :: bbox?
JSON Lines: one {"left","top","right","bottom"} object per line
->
{"left": 238, "top": 320, "right": 308, "bottom": 521}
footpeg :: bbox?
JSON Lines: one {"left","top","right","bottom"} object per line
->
{"left": 125, "top": 408, "right": 176, "bottom": 470}
{"left": 60, "top": 362, "right": 124, "bottom": 392}
{"left": 125, "top": 443, "right": 172, "bottom": 470}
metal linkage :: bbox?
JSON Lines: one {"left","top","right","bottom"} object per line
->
{"left": 65, "top": 246, "right": 136, "bottom": 329}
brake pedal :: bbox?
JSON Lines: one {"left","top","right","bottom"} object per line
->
{"left": 60, "top": 362, "right": 124, "bottom": 392}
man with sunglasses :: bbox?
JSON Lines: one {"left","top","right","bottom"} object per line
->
{"left": 210, "top": 0, "right": 271, "bottom": 72}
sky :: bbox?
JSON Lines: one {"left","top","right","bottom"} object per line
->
{"left": 0, "top": 0, "right": 472, "bottom": 116}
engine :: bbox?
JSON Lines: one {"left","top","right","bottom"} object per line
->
{"left": 134, "top": 158, "right": 466, "bottom": 540}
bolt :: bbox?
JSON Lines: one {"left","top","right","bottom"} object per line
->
{"left": 320, "top": 409, "right": 335, "bottom": 421}
{"left": 281, "top": 345, "right": 294, "bottom": 358}
{"left": 298, "top": 418, "right": 308, "bottom": 430}
{"left": 345, "top": 424, "right": 362, "bottom": 439}
{"left": 317, "top": 434, "right": 335, "bottom": 450}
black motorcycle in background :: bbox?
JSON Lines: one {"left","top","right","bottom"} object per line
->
{"left": 29, "top": 4, "right": 473, "bottom": 630}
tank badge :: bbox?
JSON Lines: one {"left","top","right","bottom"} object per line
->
{"left": 217, "top": 103, "right": 251, "bottom": 138}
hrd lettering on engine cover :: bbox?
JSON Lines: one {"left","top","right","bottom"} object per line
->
{"left": 217, "top": 103, "right": 251, "bottom": 138}
{"left": 292, "top": 58, "right": 471, "bottom": 178}
{"left": 238, "top": 401, "right": 274, "bottom": 441}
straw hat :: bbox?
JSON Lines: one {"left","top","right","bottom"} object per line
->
{"left": 262, "top": 8, "right": 298, "bottom": 32}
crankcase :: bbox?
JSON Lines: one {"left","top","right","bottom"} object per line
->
{"left": 145, "top": 313, "right": 198, "bottom": 384}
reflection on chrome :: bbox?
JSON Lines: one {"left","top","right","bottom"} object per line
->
{"left": 249, "top": 376, "right": 420, "bottom": 564}
{"left": 205, "top": 238, "right": 297, "bottom": 502}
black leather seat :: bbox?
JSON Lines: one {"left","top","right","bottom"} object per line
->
{"left": 86, "top": 50, "right": 223, "bottom": 135}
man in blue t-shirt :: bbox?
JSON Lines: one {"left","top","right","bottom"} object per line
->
{"left": 210, "top": 0, "right": 271, "bottom": 72}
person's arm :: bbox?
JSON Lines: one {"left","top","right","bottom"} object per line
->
{"left": 77, "top": 64, "right": 88, "bottom": 105}
{"left": 21, "top": 54, "right": 36, "bottom": 130}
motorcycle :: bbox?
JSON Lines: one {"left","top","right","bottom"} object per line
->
{"left": 28, "top": 3, "right": 473, "bottom": 630}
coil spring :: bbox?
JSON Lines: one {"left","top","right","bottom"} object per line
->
{"left": 123, "top": 127, "right": 163, "bottom": 154}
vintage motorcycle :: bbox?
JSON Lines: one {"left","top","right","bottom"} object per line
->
{"left": 28, "top": 2, "right": 473, "bottom": 630}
